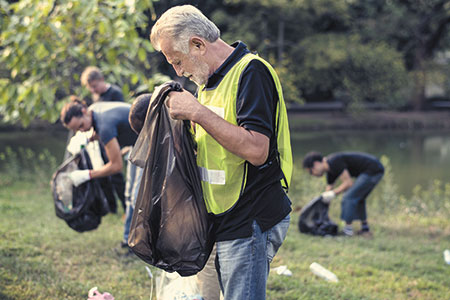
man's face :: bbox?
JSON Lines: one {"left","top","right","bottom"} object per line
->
{"left": 308, "top": 161, "right": 325, "bottom": 177}
{"left": 87, "top": 79, "right": 106, "bottom": 95}
{"left": 66, "top": 112, "right": 92, "bottom": 133}
{"left": 159, "top": 38, "right": 210, "bottom": 86}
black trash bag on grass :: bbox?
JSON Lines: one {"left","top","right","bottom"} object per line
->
{"left": 128, "top": 81, "right": 214, "bottom": 276}
{"left": 51, "top": 148, "right": 114, "bottom": 232}
{"left": 298, "top": 196, "right": 338, "bottom": 236}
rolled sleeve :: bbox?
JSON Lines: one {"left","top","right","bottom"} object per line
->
{"left": 236, "top": 60, "right": 277, "bottom": 138}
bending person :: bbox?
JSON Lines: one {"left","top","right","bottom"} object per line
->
{"left": 80, "top": 66, "right": 127, "bottom": 212}
{"left": 60, "top": 98, "right": 141, "bottom": 250}
{"left": 303, "top": 151, "right": 384, "bottom": 236}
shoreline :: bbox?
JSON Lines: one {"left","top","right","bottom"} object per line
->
{"left": 288, "top": 111, "right": 450, "bottom": 131}
{"left": 1, "top": 111, "right": 450, "bottom": 132}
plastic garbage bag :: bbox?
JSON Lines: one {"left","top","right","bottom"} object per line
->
{"left": 67, "top": 130, "right": 89, "bottom": 156}
{"left": 128, "top": 81, "right": 214, "bottom": 276}
{"left": 298, "top": 195, "right": 338, "bottom": 236}
{"left": 156, "top": 271, "right": 203, "bottom": 300}
{"left": 51, "top": 148, "right": 115, "bottom": 232}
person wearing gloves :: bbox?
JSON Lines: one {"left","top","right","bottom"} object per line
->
{"left": 60, "top": 98, "right": 140, "bottom": 250}
{"left": 302, "top": 151, "right": 384, "bottom": 237}
{"left": 79, "top": 66, "right": 128, "bottom": 214}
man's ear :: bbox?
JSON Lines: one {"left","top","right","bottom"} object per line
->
{"left": 189, "top": 37, "right": 206, "bottom": 54}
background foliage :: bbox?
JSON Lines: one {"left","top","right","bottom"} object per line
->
{"left": 0, "top": 0, "right": 164, "bottom": 126}
{"left": 0, "top": 0, "right": 449, "bottom": 126}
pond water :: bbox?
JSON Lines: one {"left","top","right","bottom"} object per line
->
{"left": 1, "top": 128, "right": 449, "bottom": 196}
{"left": 291, "top": 129, "right": 450, "bottom": 196}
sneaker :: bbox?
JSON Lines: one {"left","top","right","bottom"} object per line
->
{"left": 342, "top": 226, "right": 353, "bottom": 236}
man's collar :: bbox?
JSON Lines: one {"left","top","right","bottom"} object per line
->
{"left": 204, "top": 41, "right": 250, "bottom": 90}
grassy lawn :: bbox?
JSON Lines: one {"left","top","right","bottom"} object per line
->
{"left": 1, "top": 179, "right": 449, "bottom": 300}
{"left": 0, "top": 151, "right": 449, "bottom": 299}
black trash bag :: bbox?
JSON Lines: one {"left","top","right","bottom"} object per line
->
{"left": 298, "top": 196, "right": 338, "bottom": 236}
{"left": 51, "top": 148, "right": 114, "bottom": 232}
{"left": 128, "top": 81, "right": 215, "bottom": 277}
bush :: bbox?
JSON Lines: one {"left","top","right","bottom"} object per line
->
{"left": 290, "top": 34, "right": 409, "bottom": 109}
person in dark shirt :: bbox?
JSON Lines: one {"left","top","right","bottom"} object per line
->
{"left": 79, "top": 66, "right": 127, "bottom": 213}
{"left": 129, "top": 92, "right": 223, "bottom": 300}
{"left": 303, "top": 151, "right": 384, "bottom": 236}
{"left": 81, "top": 66, "right": 124, "bottom": 103}
{"left": 60, "top": 98, "right": 142, "bottom": 251}
{"left": 150, "top": 5, "right": 292, "bottom": 300}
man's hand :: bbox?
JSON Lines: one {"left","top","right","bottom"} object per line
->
{"left": 166, "top": 90, "right": 201, "bottom": 121}
{"left": 68, "top": 170, "right": 91, "bottom": 187}
{"left": 321, "top": 190, "right": 336, "bottom": 204}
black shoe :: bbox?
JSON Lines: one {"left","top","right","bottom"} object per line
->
{"left": 120, "top": 241, "right": 128, "bottom": 248}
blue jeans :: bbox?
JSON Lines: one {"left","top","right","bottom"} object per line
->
{"left": 341, "top": 172, "right": 383, "bottom": 223}
{"left": 123, "top": 156, "right": 143, "bottom": 243}
{"left": 215, "top": 214, "right": 290, "bottom": 300}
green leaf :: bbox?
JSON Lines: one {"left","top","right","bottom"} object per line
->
{"left": 138, "top": 47, "right": 146, "bottom": 62}
{"left": 131, "top": 74, "right": 139, "bottom": 85}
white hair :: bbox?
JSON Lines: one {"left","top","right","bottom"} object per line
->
{"left": 150, "top": 5, "right": 220, "bottom": 54}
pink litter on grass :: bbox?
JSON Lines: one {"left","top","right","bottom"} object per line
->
{"left": 88, "top": 287, "right": 114, "bottom": 300}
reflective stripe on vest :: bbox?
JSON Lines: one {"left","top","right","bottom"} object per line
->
{"left": 196, "top": 53, "right": 293, "bottom": 215}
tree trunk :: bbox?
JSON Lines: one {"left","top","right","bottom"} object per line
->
{"left": 412, "top": 48, "right": 426, "bottom": 111}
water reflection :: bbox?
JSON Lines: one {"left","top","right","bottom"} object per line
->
{"left": 0, "top": 129, "right": 449, "bottom": 196}
{"left": 291, "top": 130, "right": 450, "bottom": 196}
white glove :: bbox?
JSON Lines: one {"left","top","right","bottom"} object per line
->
{"left": 68, "top": 170, "right": 91, "bottom": 187}
{"left": 321, "top": 190, "right": 336, "bottom": 204}
{"left": 67, "top": 132, "right": 89, "bottom": 155}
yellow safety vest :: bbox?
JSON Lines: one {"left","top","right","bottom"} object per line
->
{"left": 196, "top": 53, "right": 293, "bottom": 215}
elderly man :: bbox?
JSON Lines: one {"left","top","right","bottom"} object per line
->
{"left": 150, "top": 5, "right": 293, "bottom": 300}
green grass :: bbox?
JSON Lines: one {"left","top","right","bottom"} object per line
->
{"left": 0, "top": 154, "right": 449, "bottom": 299}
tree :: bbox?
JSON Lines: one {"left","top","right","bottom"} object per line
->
{"left": 350, "top": 0, "right": 450, "bottom": 110}
{"left": 214, "top": 0, "right": 409, "bottom": 108}
{"left": 0, "top": 0, "right": 165, "bottom": 126}
{"left": 213, "top": 0, "right": 449, "bottom": 110}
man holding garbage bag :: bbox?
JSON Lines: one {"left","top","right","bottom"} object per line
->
{"left": 303, "top": 151, "right": 384, "bottom": 237}
{"left": 60, "top": 98, "right": 142, "bottom": 250}
{"left": 150, "top": 5, "right": 293, "bottom": 300}
{"left": 129, "top": 92, "right": 223, "bottom": 300}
